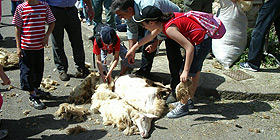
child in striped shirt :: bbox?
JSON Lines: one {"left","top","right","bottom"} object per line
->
{"left": 12, "top": 0, "right": 56, "bottom": 110}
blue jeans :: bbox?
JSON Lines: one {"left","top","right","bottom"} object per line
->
{"left": 19, "top": 49, "right": 44, "bottom": 91}
{"left": 91, "top": 0, "right": 115, "bottom": 28}
{"left": 11, "top": 1, "right": 23, "bottom": 16}
{"left": 248, "top": 0, "right": 280, "bottom": 70}
{"left": 166, "top": 37, "right": 211, "bottom": 92}
{"left": 49, "top": 6, "right": 86, "bottom": 73}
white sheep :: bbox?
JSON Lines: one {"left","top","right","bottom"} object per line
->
{"left": 90, "top": 82, "right": 160, "bottom": 138}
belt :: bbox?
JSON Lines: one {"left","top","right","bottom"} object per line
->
{"left": 51, "top": 6, "right": 75, "bottom": 10}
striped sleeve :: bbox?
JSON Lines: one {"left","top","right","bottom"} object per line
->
{"left": 12, "top": 4, "right": 23, "bottom": 27}
{"left": 44, "top": 2, "right": 56, "bottom": 24}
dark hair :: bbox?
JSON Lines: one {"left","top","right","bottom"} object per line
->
{"left": 143, "top": 12, "right": 174, "bottom": 24}
{"left": 111, "top": 0, "right": 134, "bottom": 12}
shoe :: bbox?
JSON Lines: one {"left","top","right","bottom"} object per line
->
{"left": 166, "top": 94, "right": 177, "bottom": 104}
{"left": 75, "top": 68, "right": 90, "bottom": 78}
{"left": 187, "top": 99, "right": 194, "bottom": 109}
{"left": 134, "top": 69, "right": 152, "bottom": 79}
{"left": 34, "top": 88, "right": 53, "bottom": 99}
{"left": 0, "top": 129, "right": 8, "bottom": 139}
{"left": 171, "top": 99, "right": 194, "bottom": 109}
{"left": 239, "top": 62, "right": 257, "bottom": 72}
{"left": 59, "top": 72, "right": 70, "bottom": 81}
{"left": 29, "top": 96, "right": 45, "bottom": 110}
{"left": 166, "top": 102, "right": 189, "bottom": 118}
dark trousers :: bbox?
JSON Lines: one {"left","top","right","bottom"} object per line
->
{"left": 137, "top": 26, "right": 157, "bottom": 75}
{"left": 49, "top": 6, "right": 86, "bottom": 73}
{"left": 248, "top": 0, "right": 280, "bottom": 70}
{"left": 19, "top": 49, "right": 44, "bottom": 91}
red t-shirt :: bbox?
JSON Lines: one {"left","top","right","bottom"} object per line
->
{"left": 93, "top": 35, "right": 121, "bottom": 55}
{"left": 162, "top": 12, "right": 206, "bottom": 45}
{"left": 12, "top": 1, "right": 56, "bottom": 50}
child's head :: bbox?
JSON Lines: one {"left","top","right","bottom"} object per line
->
{"left": 100, "top": 26, "right": 117, "bottom": 46}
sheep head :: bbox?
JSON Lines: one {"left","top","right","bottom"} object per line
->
{"left": 175, "top": 79, "right": 192, "bottom": 101}
{"left": 132, "top": 113, "right": 158, "bottom": 138}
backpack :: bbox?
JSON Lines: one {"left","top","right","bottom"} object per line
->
{"left": 167, "top": 11, "right": 226, "bottom": 39}
{"left": 186, "top": 11, "right": 226, "bottom": 39}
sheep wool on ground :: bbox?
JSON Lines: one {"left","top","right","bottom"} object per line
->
{"left": 54, "top": 103, "right": 90, "bottom": 122}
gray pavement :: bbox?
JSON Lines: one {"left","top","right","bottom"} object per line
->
{"left": 0, "top": 0, "right": 279, "bottom": 139}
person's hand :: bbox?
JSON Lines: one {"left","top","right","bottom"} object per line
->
{"left": 180, "top": 71, "right": 189, "bottom": 83}
{"left": 42, "top": 37, "right": 49, "bottom": 47}
{"left": 105, "top": 74, "right": 112, "bottom": 83}
{"left": 145, "top": 44, "right": 157, "bottom": 53}
{"left": 125, "top": 49, "right": 135, "bottom": 65}
{"left": 17, "top": 47, "right": 23, "bottom": 59}
{"left": 1, "top": 77, "right": 11, "bottom": 86}
{"left": 101, "top": 74, "right": 106, "bottom": 83}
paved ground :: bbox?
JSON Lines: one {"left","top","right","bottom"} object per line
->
{"left": 0, "top": 1, "right": 280, "bottom": 139}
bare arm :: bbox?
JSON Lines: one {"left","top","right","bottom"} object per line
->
{"left": 0, "top": 66, "right": 11, "bottom": 85}
{"left": 166, "top": 25, "right": 194, "bottom": 83}
{"left": 42, "top": 22, "right": 55, "bottom": 47}
{"left": 106, "top": 51, "right": 120, "bottom": 83}
{"left": 15, "top": 26, "right": 23, "bottom": 59}
{"left": 125, "top": 29, "right": 162, "bottom": 64}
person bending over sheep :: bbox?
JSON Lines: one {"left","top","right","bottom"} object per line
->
{"left": 92, "top": 26, "right": 133, "bottom": 83}
{"left": 125, "top": 6, "right": 213, "bottom": 118}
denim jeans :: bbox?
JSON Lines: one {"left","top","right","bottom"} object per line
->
{"left": 248, "top": 0, "right": 280, "bottom": 70}
{"left": 166, "top": 37, "right": 211, "bottom": 92}
{"left": 11, "top": 1, "right": 23, "bottom": 16}
{"left": 49, "top": 6, "right": 86, "bottom": 73}
{"left": 19, "top": 49, "right": 44, "bottom": 91}
{"left": 91, "top": 0, "right": 115, "bottom": 28}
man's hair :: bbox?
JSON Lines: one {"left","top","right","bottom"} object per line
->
{"left": 111, "top": 0, "right": 134, "bottom": 12}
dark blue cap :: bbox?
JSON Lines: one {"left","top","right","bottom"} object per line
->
{"left": 100, "top": 26, "right": 117, "bottom": 45}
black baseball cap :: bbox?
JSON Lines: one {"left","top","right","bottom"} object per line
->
{"left": 132, "top": 6, "right": 163, "bottom": 23}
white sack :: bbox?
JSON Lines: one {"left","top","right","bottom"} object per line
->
{"left": 212, "top": 0, "right": 248, "bottom": 69}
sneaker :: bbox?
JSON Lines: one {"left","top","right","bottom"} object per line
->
{"left": 34, "top": 88, "right": 53, "bottom": 99}
{"left": 29, "top": 96, "right": 45, "bottom": 110}
{"left": 59, "top": 72, "right": 70, "bottom": 81}
{"left": 171, "top": 99, "right": 194, "bottom": 109}
{"left": 166, "top": 102, "right": 189, "bottom": 118}
{"left": 0, "top": 129, "right": 8, "bottom": 139}
{"left": 239, "top": 62, "right": 257, "bottom": 72}
{"left": 187, "top": 99, "right": 194, "bottom": 109}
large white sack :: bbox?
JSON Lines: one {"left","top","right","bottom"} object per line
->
{"left": 212, "top": 0, "right": 248, "bottom": 69}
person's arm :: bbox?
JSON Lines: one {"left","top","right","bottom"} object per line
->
{"left": 15, "top": 26, "right": 23, "bottom": 59}
{"left": 82, "top": 0, "right": 94, "bottom": 20}
{"left": 106, "top": 51, "right": 120, "bottom": 83}
{"left": 42, "top": 22, "right": 55, "bottom": 47}
{"left": 125, "top": 28, "right": 162, "bottom": 64}
{"left": 0, "top": 66, "right": 10, "bottom": 85}
{"left": 166, "top": 25, "right": 194, "bottom": 83}
{"left": 96, "top": 54, "right": 106, "bottom": 82}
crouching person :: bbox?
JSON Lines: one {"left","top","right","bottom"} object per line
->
{"left": 93, "top": 26, "right": 133, "bottom": 83}
{"left": 126, "top": 6, "right": 225, "bottom": 118}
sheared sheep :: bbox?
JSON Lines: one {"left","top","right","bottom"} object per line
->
{"left": 68, "top": 72, "right": 102, "bottom": 104}
{"left": 54, "top": 103, "right": 90, "bottom": 122}
{"left": 91, "top": 75, "right": 169, "bottom": 138}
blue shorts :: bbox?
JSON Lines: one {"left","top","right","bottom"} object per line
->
{"left": 188, "top": 37, "right": 212, "bottom": 77}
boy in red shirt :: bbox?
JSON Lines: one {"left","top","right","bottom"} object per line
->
{"left": 12, "top": 0, "right": 56, "bottom": 110}
{"left": 93, "top": 26, "right": 133, "bottom": 83}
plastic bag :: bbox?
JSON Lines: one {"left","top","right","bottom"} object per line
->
{"left": 212, "top": 0, "right": 248, "bottom": 69}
